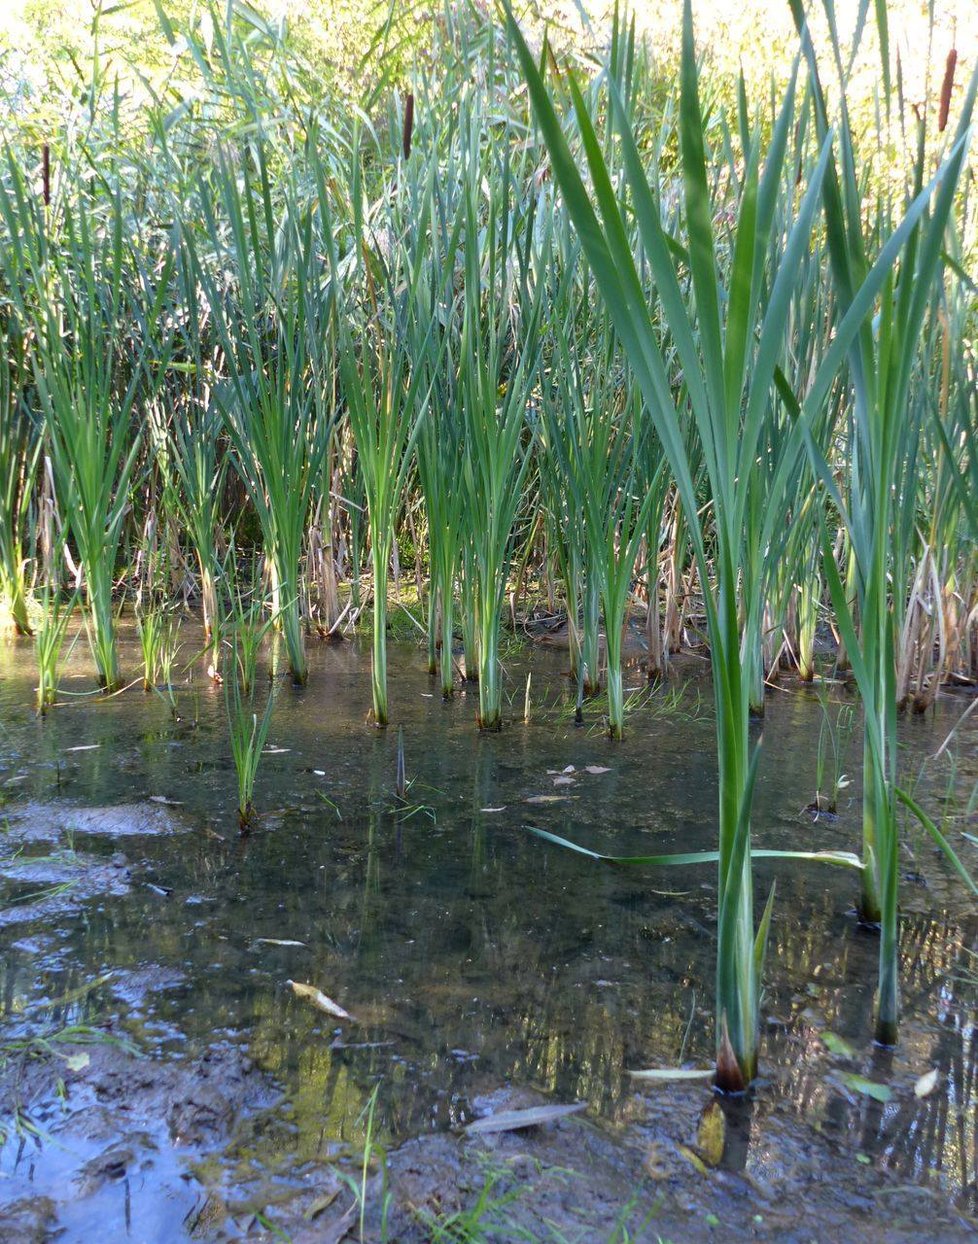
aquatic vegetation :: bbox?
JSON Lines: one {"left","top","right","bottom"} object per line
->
{"left": 812, "top": 688, "right": 856, "bottom": 816}
{"left": 135, "top": 604, "right": 164, "bottom": 693}
{"left": 0, "top": 0, "right": 974, "bottom": 1110}
{"left": 33, "top": 584, "right": 76, "bottom": 715}
{"left": 0, "top": 326, "right": 37, "bottom": 637}
{"left": 792, "top": 1, "right": 977, "bottom": 1042}
{"left": 458, "top": 137, "right": 545, "bottom": 731}
{"left": 188, "top": 148, "right": 331, "bottom": 687}
{"left": 505, "top": 0, "right": 969, "bottom": 1086}
{"left": 0, "top": 175, "right": 170, "bottom": 690}
{"left": 226, "top": 646, "right": 276, "bottom": 832}
{"left": 332, "top": 196, "right": 432, "bottom": 726}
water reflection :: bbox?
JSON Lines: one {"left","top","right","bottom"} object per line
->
{"left": 1, "top": 622, "right": 977, "bottom": 1207}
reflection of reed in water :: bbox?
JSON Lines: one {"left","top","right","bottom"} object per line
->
{"left": 760, "top": 910, "right": 978, "bottom": 1209}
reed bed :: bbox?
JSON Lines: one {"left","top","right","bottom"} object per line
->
{"left": 1, "top": 0, "right": 976, "bottom": 1088}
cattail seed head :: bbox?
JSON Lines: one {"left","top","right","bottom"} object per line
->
{"left": 402, "top": 92, "right": 415, "bottom": 160}
{"left": 939, "top": 48, "right": 957, "bottom": 133}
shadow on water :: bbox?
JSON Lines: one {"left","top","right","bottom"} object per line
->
{"left": 1, "top": 619, "right": 977, "bottom": 1236}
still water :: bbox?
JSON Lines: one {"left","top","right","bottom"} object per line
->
{"left": 1, "top": 622, "right": 976, "bottom": 1236}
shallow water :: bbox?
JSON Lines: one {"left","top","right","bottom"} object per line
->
{"left": 1, "top": 619, "right": 977, "bottom": 1238}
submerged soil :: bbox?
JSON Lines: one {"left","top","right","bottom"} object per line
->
{"left": 1, "top": 622, "right": 977, "bottom": 1241}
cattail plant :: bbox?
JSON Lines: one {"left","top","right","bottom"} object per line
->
{"left": 136, "top": 604, "right": 164, "bottom": 692}
{"left": 507, "top": 0, "right": 926, "bottom": 1087}
{"left": 0, "top": 323, "right": 37, "bottom": 636}
{"left": 329, "top": 148, "right": 435, "bottom": 726}
{"left": 0, "top": 170, "right": 170, "bottom": 689}
{"left": 226, "top": 648, "right": 276, "bottom": 832}
{"left": 188, "top": 147, "right": 331, "bottom": 686}
{"left": 457, "top": 128, "right": 545, "bottom": 730}
{"left": 543, "top": 290, "right": 668, "bottom": 738}
{"left": 34, "top": 581, "right": 76, "bottom": 715}
{"left": 792, "top": 0, "right": 978, "bottom": 1043}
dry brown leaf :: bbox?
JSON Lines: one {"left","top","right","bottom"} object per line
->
{"left": 286, "top": 980, "right": 355, "bottom": 1022}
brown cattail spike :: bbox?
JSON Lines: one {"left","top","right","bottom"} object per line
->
{"left": 939, "top": 48, "right": 957, "bottom": 133}
{"left": 402, "top": 92, "right": 415, "bottom": 160}
{"left": 42, "top": 143, "right": 50, "bottom": 207}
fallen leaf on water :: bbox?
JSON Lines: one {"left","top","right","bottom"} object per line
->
{"left": 263, "top": 746, "right": 291, "bottom": 754}
{"left": 628, "top": 1067, "right": 715, "bottom": 1083}
{"left": 65, "top": 745, "right": 99, "bottom": 753}
{"left": 697, "top": 1100, "right": 725, "bottom": 1167}
{"left": 148, "top": 795, "right": 183, "bottom": 806}
{"left": 286, "top": 980, "right": 355, "bottom": 1022}
{"left": 525, "top": 795, "right": 573, "bottom": 804}
{"left": 480, "top": 806, "right": 507, "bottom": 813}
{"left": 914, "top": 1068, "right": 939, "bottom": 1099}
{"left": 840, "top": 1073, "right": 891, "bottom": 1103}
{"left": 552, "top": 776, "right": 576, "bottom": 787}
{"left": 256, "top": 938, "right": 307, "bottom": 948}
{"left": 677, "top": 1143, "right": 709, "bottom": 1176}
{"left": 463, "top": 1103, "right": 586, "bottom": 1136}
{"left": 584, "top": 765, "right": 612, "bottom": 775}
{"left": 63, "top": 1052, "right": 90, "bottom": 1072}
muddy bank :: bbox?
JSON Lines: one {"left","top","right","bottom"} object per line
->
{"left": 0, "top": 1021, "right": 277, "bottom": 1244}
{"left": 0, "top": 801, "right": 188, "bottom": 930}
{"left": 214, "top": 1079, "right": 975, "bottom": 1243}
{"left": 9, "top": 1041, "right": 971, "bottom": 1244}
{"left": 2, "top": 799, "right": 188, "bottom": 845}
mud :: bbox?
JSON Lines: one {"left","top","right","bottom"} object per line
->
{"left": 0, "top": 801, "right": 187, "bottom": 929}
{"left": 0, "top": 1014, "right": 278, "bottom": 1243}
{"left": 2, "top": 799, "right": 188, "bottom": 844}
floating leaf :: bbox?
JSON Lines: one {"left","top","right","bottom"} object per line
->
{"left": 821, "top": 1031, "right": 856, "bottom": 1059}
{"left": 914, "top": 1068, "right": 939, "bottom": 1099}
{"left": 65, "top": 744, "right": 99, "bottom": 753}
{"left": 256, "top": 938, "right": 306, "bottom": 947}
{"left": 840, "top": 1073, "right": 891, "bottom": 1103}
{"left": 584, "top": 765, "right": 612, "bottom": 775}
{"left": 525, "top": 795, "right": 573, "bottom": 805}
{"left": 63, "top": 1052, "right": 90, "bottom": 1072}
{"left": 463, "top": 1103, "right": 586, "bottom": 1135}
{"left": 697, "top": 1101, "right": 725, "bottom": 1167}
{"left": 148, "top": 795, "right": 183, "bottom": 806}
{"left": 552, "top": 776, "right": 576, "bottom": 787}
{"left": 286, "top": 980, "right": 355, "bottom": 1022}
{"left": 480, "top": 807, "right": 507, "bottom": 813}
